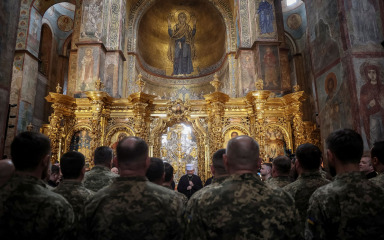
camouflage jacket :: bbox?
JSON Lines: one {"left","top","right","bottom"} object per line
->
{"left": 83, "top": 165, "right": 118, "bottom": 192}
{"left": 185, "top": 173, "right": 301, "bottom": 240}
{"left": 85, "top": 176, "right": 185, "bottom": 240}
{"left": 283, "top": 172, "right": 330, "bottom": 233}
{"left": 266, "top": 175, "right": 292, "bottom": 188}
{"left": 0, "top": 174, "right": 74, "bottom": 240}
{"left": 53, "top": 180, "right": 94, "bottom": 223}
{"left": 305, "top": 171, "right": 384, "bottom": 240}
{"left": 369, "top": 172, "right": 384, "bottom": 188}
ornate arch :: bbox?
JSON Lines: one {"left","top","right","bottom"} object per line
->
{"left": 105, "top": 125, "right": 135, "bottom": 146}
{"left": 264, "top": 123, "right": 292, "bottom": 150}
{"left": 64, "top": 124, "right": 91, "bottom": 152}
{"left": 222, "top": 124, "right": 250, "bottom": 137}
{"left": 126, "top": 0, "right": 235, "bottom": 53}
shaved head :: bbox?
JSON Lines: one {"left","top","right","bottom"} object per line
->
{"left": 225, "top": 136, "right": 260, "bottom": 173}
{"left": 0, "top": 159, "right": 15, "bottom": 187}
{"left": 116, "top": 137, "right": 148, "bottom": 169}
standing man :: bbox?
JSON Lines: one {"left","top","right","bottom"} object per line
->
{"left": 306, "top": 129, "right": 384, "bottom": 239}
{"left": 83, "top": 146, "right": 118, "bottom": 192}
{"left": 177, "top": 163, "right": 203, "bottom": 199}
{"left": 0, "top": 132, "right": 74, "bottom": 239}
{"left": 85, "top": 137, "right": 184, "bottom": 239}
{"left": 371, "top": 141, "right": 384, "bottom": 187}
{"left": 267, "top": 156, "right": 292, "bottom": 188}
{"left": 53, "top": 152, "right": 94, "bottom": 238}
{"left": 283, "top": 143, "right": 330, "bottom": 234}
{"left": 186, "top": 136, "right": 300, "bottom": 239}
{"left": 260, "top": 162, "right": 272, "bottom": 181}
{"left": 359, "top": 152, "right": 377, "bottom": 179}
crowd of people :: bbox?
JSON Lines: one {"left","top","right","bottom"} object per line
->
{"left": 0, "top": 129, "right": 384, "bottom": 239}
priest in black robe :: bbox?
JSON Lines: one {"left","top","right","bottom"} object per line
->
{"left": 177, "top": 164, "right": 203, "bottom": 199}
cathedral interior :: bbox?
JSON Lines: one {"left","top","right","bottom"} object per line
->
{"left": 0, "top": 0, "right": 383, "bottom": 182}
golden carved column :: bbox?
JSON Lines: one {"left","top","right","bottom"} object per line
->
{"left": 128, "top": 74, "right": 156, "bottom": 142}
{"left": 283, "top": 87, "right": 306, "bottom": 151}
{"left": 85, "top": 81, "right": 113, "bottom": 158}
{"left": 246, "top": 81, "right": 271, "bottom": 159}
{"left": 45, "top": 84, "right": 76, "bottom": 163}
{"left": 204, "top": 76, "right": 229, "bottom": 159}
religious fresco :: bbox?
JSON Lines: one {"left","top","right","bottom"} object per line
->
{"left": 77, "top": 47, "right": 99, "bottom": 92}
{"left": 137, "top": 0, "right": 226, "bottom": 78}
{"left": 316, "top": 64, "right": 354, "bottom": 151}
{"left": 27, "top": 7, "right": 42, "bottom": 57}
{"left": 222, "top": 128, "right": 247, "bottom": 148}
{"left": 167, "top": 10, "right": 197, "bottom": 76}
{"left": 259, "top": 45, "right": 280, "bottom": 90}
{"left": 110, "top": 132, "right": 128, "bottom": 154}
{"left": 57, "top": 15, "right": 74, "bottom": 32}
{"left": 17, "top": 101, "right": 33, "bottom": 134}
{"left": 354, "top": 59, "right": 384, "bottom": 148}
{"left": 238, "top": 51, "right": 256, "bottom": 96}
{"left": 264, "top": 128, "right": 285, "bottom": 160}
{"left": 69, "top": 130, "right": 92, "bottom": 164}
{"left": 345, "top": 0, "right": 383, "bottom": 50}
{"left": 283, "top": 3, "right": 307, "bottom": 40}
{"left": 20, "top": 55, "right": 38, "bottom": 105}
{"left": 80, "top": 0, "right": 103, "bottom": 40}
{"left": 254, "top": 0, "right": 277, "bottom": 40}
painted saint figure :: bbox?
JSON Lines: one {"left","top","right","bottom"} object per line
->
{"left": 80, "top": 49, "right": 94, "bottom": 91}
{"left": 168, "top": 12, "right": 196, "bottom": 76}
{"left": 263, "top": 47, "right": 278, "bottom": 88}
{"left": 359, "top": 64, "right": 384, "bottom": 146}
{"left": 257, "top": 0, "right": 274, "bottom": 34}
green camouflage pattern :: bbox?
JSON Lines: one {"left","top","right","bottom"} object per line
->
{"left": 185, "top": 173, "right": 301, "bottom": 240}
{"left": 53, "top": 180, "right": 94, "bottom": 237}
{"left": 85, "top": 176, "right": 185, "bottom": 239}
{"left": 0, "top": 174, "right": 74, "bottom": 240}
{"left": 266, "top": 176, "right": 292, "bottom": 188}
{"left": 369, "top": 172, "right": 384, "bottom": 188}
{"left": 83, "top": 165, "right": 119, "bottom": 192}
{"left": 305, "top": 171, "right": 384, "bottom": 239}
{"left": 283, "top": 171, "right": 330, "bottom": 234}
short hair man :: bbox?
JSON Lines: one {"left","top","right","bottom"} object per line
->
{"left": 147, "top": 157, "right": 188, "bottom": 205}
{"left": 83, "top": 146, "right": 118, "bottom": 192}
{"left": 283, "top": 143, "right": 330, "bottom": 234}
{"left": 186, "top": 136, "right": 300, "bottom": 239}
{"left": 177, "top": 163, "right": 203, "bottom": 199}
{"left": 85, "top": 137, "right": 184, "bottom": 239}
{"left": 204, "top": 149, "right": 228, "bottom": 187}
{"left": 163, "top": 162, "right": 175, "bottom": 190}
{"left": 111, "top": 167, "right": 119, "bottom": 175}
{"left": 0, "top": 159, "right": 15, "bottom": 187}
{"left": 370, "top": 141, "right": 384, "bottom": 187}
{"left": 260, "top": 162, "right": 272, "bottom": 181}
{"left": 359, "top": 152, "right": 377, "bottom": 179}
{"left": 53, "top": 152, "right": 94, "bottom": 238}
{"left": 0, "top": 132, "right": 74, "bottom": 239}
{"left": 306, "top": 129, "right": 384, "bottom": 239}
{"left": 267, "top": 155, "right": 292, "bottom": 188}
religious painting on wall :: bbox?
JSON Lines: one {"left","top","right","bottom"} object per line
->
{"left": 310, "top": 19, "right": 340, "bottom": 74}
{"left": 167, "top": 10, "right": 197, "bottom": 76}
{"left": 264, "top": 128, "right": 285, "bottom": 161}
{"left": 354, "top": 60, "right": 384, "bottom": 148}
{"left": 110, "top": 132, "right": 129, "bottom": 154}
{"left": 17, "top": 101, "right": 33, "bottom": 134}
{"left": 255, "top": 0, "right": 277, "bottom": 40}
{"left": 76, "top": 47, "right": 99, "bottom": 92}
{"left": 259, "top": 45, "right": 280, "bottom": 90}
{"left": 223, "top": 128, "right": 248, "bottom": 148}
{"left": 57, "top": 15, "right": 74, "bottom": 32}
{"left": 80, "top": 0, "right": 103, "bottom": 39}
{"left": 238, "top": 51, "right": 256, "bottom": 96}
{"left": 345, "top": 0, "right": 383, "bottom": 49}
{"left": 69, "top": 130, "right": 92, "bottom": 165}
{"left": 27, "top": 7, "right": 42, "bottom": 57}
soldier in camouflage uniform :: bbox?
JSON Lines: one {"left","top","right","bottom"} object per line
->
{"left": 146, "top": 157, "right": 188, "bottom": 206}
{"left": 0, "top": 132, "right": 74, "bottom": 240}
{"left": 266, "top": 155, "right": 292, "bottom": 188}
{"left": 53, "top": 151, "right": 94, "bottom": 238}
{"left": 306, "top": 129, "right": 384, "bottom": 239}
{"left": 186, "top": 136, "right": 300, "bottom": 239}
{"left": 83, "top": 146, "right": 118, "bottom": 192}
{"left": 85, "top": 137, "right": 184, "bottom": 239}
{"left": 283, "top": 143, "right": 330, "bottom": 235}
{"left": 370, "top": 141, "right": 384, "bottom": 188}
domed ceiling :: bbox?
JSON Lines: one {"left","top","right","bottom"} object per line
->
{"left": 138, "top": 0, "right": 226, "bottom": 78}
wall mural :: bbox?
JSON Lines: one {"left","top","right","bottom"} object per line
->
{"left": 259, "top": 45, "right": 280, "bottom": 90}
{"left": 27, "top": 7, "right": 42, "bottom": 57}
{"left": 69, "top": 130, "right": 92, "bottom": 164}
{"left": 167, "top": 10, "right": 197, "bottom": 76}
{"left": 17, "top": 101, "right": 33, "bottom": 134}
{"left": 354, "top": 60, "right": 384, "bottom": 148}
{"left": 255, "top": 0, "right": 277, "bottom": 40}
{"left": 77, "top": 47, "right": 99, "bottom": 92}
